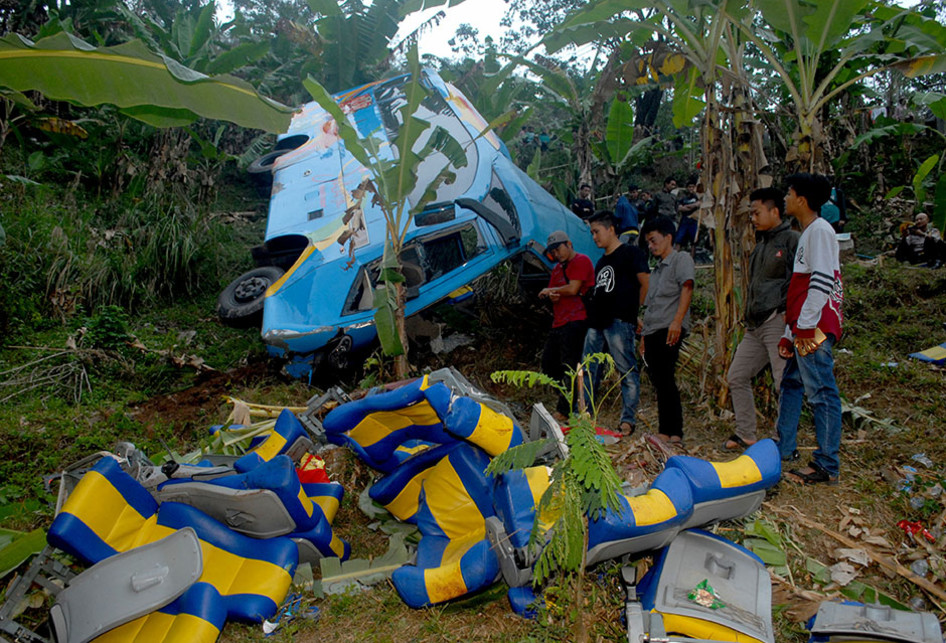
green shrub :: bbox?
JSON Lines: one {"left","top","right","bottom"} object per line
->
{"left": 84, "top": 305, "right": 131, "bottom": 350}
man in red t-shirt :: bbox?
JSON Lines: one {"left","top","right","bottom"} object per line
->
{"left": 539, "top": 230, "right": 595, "bottom": 418}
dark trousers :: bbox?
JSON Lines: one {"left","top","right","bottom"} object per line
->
{"left": 643, "top": 328, "right": 684, "bottom": 437}
{"left": 542, "top": 320, "right": 588, "bottom": 415}
{"left": 897, "top": 236, "right": 946, "bottom": 265}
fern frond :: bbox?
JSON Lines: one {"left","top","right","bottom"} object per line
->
{"left": 565, "top": 416, "right": 623, "bottom": 518}
{"left": 490, "top": 369, "right": 567, "bottom": 398}
{"left": 485, "top": 439, "right": 551, "bottom": 477}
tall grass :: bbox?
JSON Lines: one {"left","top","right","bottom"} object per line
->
{"left": 0, "top": 184, "right": 251, "bottom": 339}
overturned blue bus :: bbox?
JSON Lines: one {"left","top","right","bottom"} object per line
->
{"left": 219, "top": 70, "right": 598, "bottom": 380}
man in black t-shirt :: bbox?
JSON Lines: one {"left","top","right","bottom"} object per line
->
{"left": 582, "top": 210, "right": 651, "bottom": 435}
{"left": 571, "top": 183, "right": 595, "bottom": 220}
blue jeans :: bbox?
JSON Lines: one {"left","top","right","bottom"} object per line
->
{"left": 583, "top": 319, "right": 640, "bottom": 425}
{"left": 675, "top": 216, "right": 697, "bottom": 247}
{"left": 776, "top": 335, "right": 842, "bottom": 477}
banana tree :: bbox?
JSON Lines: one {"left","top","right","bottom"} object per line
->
{"left": 304, "top": 47, "right": 467, "bottom": 378}
{"left": 490, "top": 51, "right": 623, "bottom": 187}
{"left": 725, "top": 0, "right": 946, "bottom": 174}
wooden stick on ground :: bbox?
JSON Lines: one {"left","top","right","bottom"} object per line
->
{"left": 766, "top": 503, "right": 946, "bottom": 605}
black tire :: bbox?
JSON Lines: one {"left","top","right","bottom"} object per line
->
{"left": 247, "top": 150, "right": 289, "bottom": 174}
{"left": 217, "top": 266, "right": 285, "bottom": 328}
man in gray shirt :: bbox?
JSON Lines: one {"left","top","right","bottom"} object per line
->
{"left": 725, "top": 187, "right": 799, "bottom": 451}
{"left": 653, "top": 177, "right": 678, "bottom": 220}
{"left": 639, "top": 215, "right": 695, "bottom": 445}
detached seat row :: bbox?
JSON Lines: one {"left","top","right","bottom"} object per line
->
{"left": 44, "top": 409, "right": 348, "bottom": 643}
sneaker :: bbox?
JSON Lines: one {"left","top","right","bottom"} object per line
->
{"left": 781, "top": 450, "right": 800, "bottom": 463}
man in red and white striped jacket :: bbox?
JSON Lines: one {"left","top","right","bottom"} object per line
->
{"left": 776, "top": 173, "right": 844, "bottom": 485}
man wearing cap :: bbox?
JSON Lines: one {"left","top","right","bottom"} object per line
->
{"left": 539, "top": 230, "right": 596, "bottom": 418}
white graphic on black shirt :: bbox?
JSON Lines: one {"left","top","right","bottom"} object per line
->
{"left": 596, "top": 266, "right": 615, "bottom": 293}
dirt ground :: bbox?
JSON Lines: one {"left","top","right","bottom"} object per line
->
{"left": 15, "top": 261, "right": 942, "bottom": 643}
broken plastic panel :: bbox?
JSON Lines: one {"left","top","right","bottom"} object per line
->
{"left": 638, "top": 529, "right": 775, "bottom": 643}
{"left": 808, "top": 601, "right": 944, "bottom": 643}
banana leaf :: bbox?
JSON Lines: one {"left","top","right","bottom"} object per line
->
{"left": 0, "top": 32, "right": 292, "bottom": 132}
{"left": 0, "top": 528, "right": 46, "bottom": 579}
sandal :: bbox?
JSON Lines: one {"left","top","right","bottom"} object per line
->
{"left": 619, "top": 422, "right": 636, "bottom": 437}
{"left": 723, "top": 434, "right": 756, "bottom": 451}
{"left": 785, "top": 462, "right": 838, "bottom": 486}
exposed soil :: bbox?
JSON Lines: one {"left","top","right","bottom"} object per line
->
{"left": 127, "top": 355, "right": 280, "bottom": 437}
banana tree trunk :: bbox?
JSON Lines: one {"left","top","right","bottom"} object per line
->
{"left": 785, "top": 113, "right": 828, "bottom": 174}
{"left": 394, "top": 279, "right": 409, "bottom": 380}
{"left": 701, "top": 83, "right": 740, "bottom": 402}
{"left": 573, "top": 119, "right": 593, "bottom": 187}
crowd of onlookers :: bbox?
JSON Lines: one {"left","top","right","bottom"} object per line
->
{"left": 543, "top": 173, "right": 851, "bottom": 486}
{"left": 570, "top": 178, "right": 705, "bottom": 252}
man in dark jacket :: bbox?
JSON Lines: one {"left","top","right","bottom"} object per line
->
{"left": 724, "top": 187, "right": 799, "bottom": 450}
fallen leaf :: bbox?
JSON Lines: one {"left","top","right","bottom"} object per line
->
{"left": 848, "top": 526, "right": 863, "bottom": 538}
{"left": 863, "top": 535, "right": 892, "bottom": 549}
{"left": 829, "top": 562, "right": 858, "bottom": 586}
{"left": 833, "top": 548, "right": 870, "bottom": 567}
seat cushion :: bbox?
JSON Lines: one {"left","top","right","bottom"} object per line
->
{"left": 665, "top": 439, "right": 781, "bottom": 504}
{"left": 322, "top": 376, "right": 456, "bottom": 472}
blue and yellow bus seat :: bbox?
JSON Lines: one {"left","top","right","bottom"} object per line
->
{"left": 156, "top": 455, "right": 318, "bottom": 539}
{"left": 369, "top": 443, "right": 463, "bottom": 523}
{"left": 442, "top": 396, "right": 525, "bottom": 456}
{"left": 586, "top": 468, "right": 693, "bottom": 566}
{"left": 507, "top": 586, "right": 542, "bottom": 619}
{"left": 50, "top": 527, "right": 203, "bottom": 643}
{"left": 665, "top": 439, "right": 781, "bottom": 530}
{"left": 157, "top": 455, "right": 350, "bottom": 564}
{"left": 322, "top": 376, "right": 457, "bottom": 472}
{"left": 492, "top": 467, "right": 552, "bottom": 551}
{"left": 47, "top": 457, "right": 297, "bottom": 642}
{"left": 910, "top": 341, "right": 946, "bottom": 366}
{"left": 303, "top": 480, "right": 344, "bottom": 525}
{"left": 233, "top": 408, "right": 314, "bottom": 473}
{"left": 485, "top": 466, "right": 552, "bottom": 589}
{"left": 289, "top": 491, "right": 350, "bottom": 565}
{"left": 291, "top": 480, "right": 348, "bottom": 564}
{"left": 389, "top": 439, "right": 437, "bottom": 468}
{"left": 807, "top": 601, "right": 944, "bottom": 643}
{"left": 637, "top": 529, "right": 775, "bottom": 643}
{"left": 390, "top": 444, "right": 500, "bottom": 608}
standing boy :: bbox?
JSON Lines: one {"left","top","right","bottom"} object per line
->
{"left": 725, "top": 187, "right": 799, "bottom": 450}
{"left": 571, "top": 184, "right": 595, "bottom": 220}
{"left": 776, "top": 173, "right": 844, "bottom": 485}
{"left": 640, "top": 216, "right": 695, "bottom": 445}
{"left": 539, "top": 231, "right": 596, "bottom": 418}
{"left": 583, "top": 211, "right": 650, "bottom": 435}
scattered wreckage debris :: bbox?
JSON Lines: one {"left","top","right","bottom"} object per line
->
{"left": 1, "top": 367, "right": 944, "bottom": 643}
